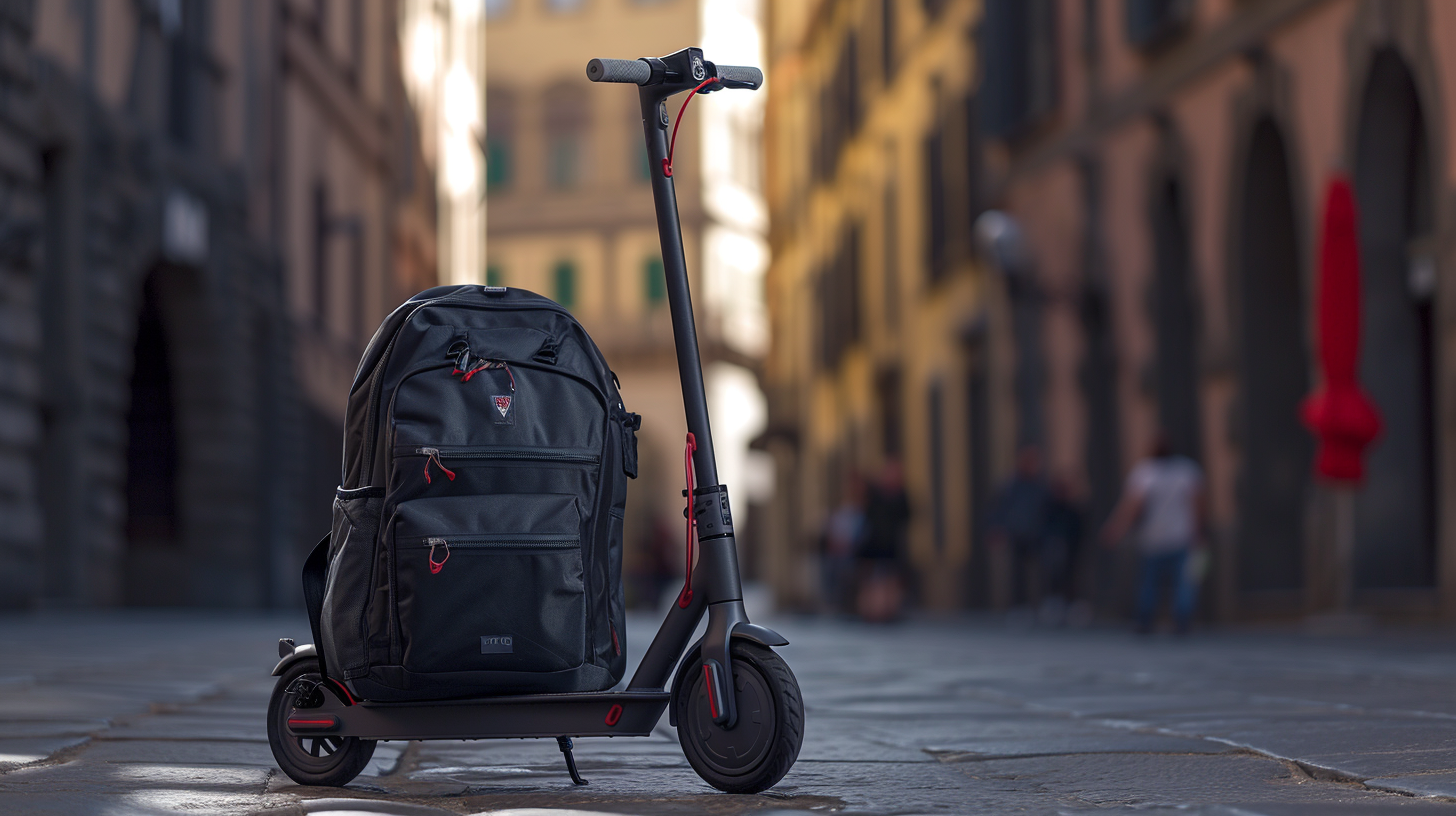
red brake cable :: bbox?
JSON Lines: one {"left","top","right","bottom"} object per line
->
{"left": 678, "top": 432, "right": 698, "bottom": 608}
{"left": 662, "top": 77, "right": 720, "bottom": 178}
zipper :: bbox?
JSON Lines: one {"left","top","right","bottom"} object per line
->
{"left": 419, "top": 448, "right": 456, "bottom": 483}
{"left": 407, "top": 446, "right": 600, "bottom": 465}
{"left": 410, "top": 534, "right": 579, "bottom": 574}
{"left": 403, "top": 535, "right": 580, "bottom": 549}
{"left": 359, "top": 292, "right": 470, "bottom": 482}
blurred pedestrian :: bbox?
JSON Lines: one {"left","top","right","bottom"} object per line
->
{"left": 1101, "top": 433, "right": 1206, "bottom": 634}
{"left": 857, "top": 460, "right": 910, "bottom": 622}
{"left": 987, "top": 445, "right": 1051, "bottom": 609}
{"left": 820, "top": 473, "right": 865, "bottom": 615}
{"left": 1040, "top": 474, "right": 1086, "bottom": 624}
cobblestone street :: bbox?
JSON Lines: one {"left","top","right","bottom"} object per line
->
{"left": 6, "top": 611, "right": 1456, "bottom": 814}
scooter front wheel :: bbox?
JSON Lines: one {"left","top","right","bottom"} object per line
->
{"left": 267, "top": 659, "right": 376, "bottom": 787}
{"left": 674, "top": 640, "right": 804, "bottom": 793}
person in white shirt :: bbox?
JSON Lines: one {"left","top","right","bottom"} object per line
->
{"left": 1101, "top": 433, "right": 1206, "bottom": 634}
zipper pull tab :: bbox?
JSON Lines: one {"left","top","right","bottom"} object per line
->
{"left": 428, "top": 538, "right": 450, "bottom": 574}
{"left": 420, "top": 447, "right": 455, "bottom": 484}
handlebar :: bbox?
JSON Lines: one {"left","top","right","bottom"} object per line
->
{"left": 586, "top": 58, "right": 652, "bottom": 85}
{"left": 586, "top": 55, "right": 762, "bottom": 91}
{"left": 714, "top": 65, "right": 763, "bottom": 91}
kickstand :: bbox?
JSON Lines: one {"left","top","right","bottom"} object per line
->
{"left": 556, "top": 736, "right": 588, "bottom": 785}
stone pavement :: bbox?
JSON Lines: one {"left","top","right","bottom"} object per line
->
{"left": 5, "top": 611, "right": 1456, "bottom": 814}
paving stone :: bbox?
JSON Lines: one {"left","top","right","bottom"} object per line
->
{"left": 100, "top": 712, "right": 269, "bottom": 743}
{"left": 78, "top": 739, "right": 278, "bottom": 766}
{"left": 11, "top": 612, "right": 1456, "bottom": 813}
{"left": 0, "top": 718, "right": 108, "bottom": 739}
{"left": 293, "top": 798, "right": 457, "bottom": 814}
{"left": 0, "top": 735, "right": 89, "bottom": 769}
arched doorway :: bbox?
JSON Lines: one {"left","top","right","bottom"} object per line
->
{"left": 1236, "top": 117, "right": 1311, "bottom": 593}
{"left": 1352, "top": 49, "right": 1436, "bottom": 588}
{"left": 123, "top": 271, "right": 183, "bottom": 605}
{"left": 1150, "top": 175, "right": 1202, "bottom": 462}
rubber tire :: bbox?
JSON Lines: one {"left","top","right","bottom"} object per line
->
{"left": 267, "top": 659, "right": 376, "bottom": 787}
{"left": 674, "top": 641, "right": 804, "bottom": 794}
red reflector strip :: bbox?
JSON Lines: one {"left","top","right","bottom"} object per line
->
{"left": 287, "top": 717, "right": 338, "bottom": 729}
{"left": 703, "top": 665, "right": 718, "bottom": 719}
{"left": 605, "top": 704, "right": 623, "bottom": 726}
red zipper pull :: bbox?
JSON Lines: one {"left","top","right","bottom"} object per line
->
{"left": 428, "top": 538, "right": 450, "bottom": 574}
{"left": 420, "top": 447, "right": 456, "bottom": 484}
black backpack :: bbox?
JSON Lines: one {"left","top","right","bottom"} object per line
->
{"left": 303, "top": 285, "right": 640, "bottom": 702}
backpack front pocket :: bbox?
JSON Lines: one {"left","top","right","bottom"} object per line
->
{"left": 391, "top": 494, "right": 586, "bottom": 675}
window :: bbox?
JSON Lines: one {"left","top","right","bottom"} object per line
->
{"left": 487, "top": 139, "right": 512, "bottom": 191}
{"left": 883, "top": 183, "right": 898, "bottom": 328}
{"left": 486, "top": 89, "right": 517, "bottom": 193}
{"left": 924, "top": 125, "right": 948, "bottom": 281}
{"left": 553, "top": 260, "right": 577, "bottom": 308}
{"left": 348, "top": 1, "right": 363, "bottom": 85}
{"left": 486, "top": 264, "right": 504, "bottom": 287}
{"left": 816, "top": 36, "right": 862, "bottom": 181}
{"left": 549, "top": 138, "right": 579, "bottom": 189}
{"left": 544, "top": 83, "right": 589, "bottom": 190}
{"left": 925, "top": 98, "right": 972, "bottom": 283}
{"left": 312, "top": 182, "right": 329, "bottom": 329}
{"left": 927, "top": 380, "right": 946, "bottom": 553}
{"left": 166, "top": 0, "right": 210, "bottom": 149}
{"left": 881, "top": 0, "right": 896, "bottom": 83}
{"left": 980, "top": 0, "right": 1059, "bottom": 140}
{"left": 1125, "top": 0, "right": 1191, "bottom": 49}
{"left": 878, "top": 367, "right": 903, "bottom": 457}
{"left": 818, "top": 226, "right": 862, "bottom": 369}
{"left": 643, "top": 256, "right": 666, "bottom": 305}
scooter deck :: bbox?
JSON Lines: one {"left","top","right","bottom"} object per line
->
{"left": 288, "top": 689, "right": 671, "bottom": 741}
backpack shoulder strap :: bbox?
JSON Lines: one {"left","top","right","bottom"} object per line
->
{"left": 301, "top": 532, "right": 331, "bottom": 679}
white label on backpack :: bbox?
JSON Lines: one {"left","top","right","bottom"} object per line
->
{"left": 480, "top": 635, "right": 514, "bottom": 654}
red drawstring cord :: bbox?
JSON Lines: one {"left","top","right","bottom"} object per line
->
{"left": 662, "top": 77, "right": 720, "bottom": 178}
{"left": 678, "top": 432, "right": 698, "bottom": 608}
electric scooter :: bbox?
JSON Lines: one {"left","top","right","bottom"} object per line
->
{"left": 266, "top": 48, "right": 804, "bottom": 795}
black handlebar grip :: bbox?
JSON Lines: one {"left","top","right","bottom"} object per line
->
{"left": 586, "top": 58, "right": 652, "bottom": 85}
{"left": 715, "top": 64, "right": 763, "bottom": 90}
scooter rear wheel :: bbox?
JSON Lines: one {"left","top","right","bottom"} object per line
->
{"left": 267, "top": 659, "right": 376, "bottom": 787}
{"left": 674, "top": 641, "right": 803, "bottom": 793}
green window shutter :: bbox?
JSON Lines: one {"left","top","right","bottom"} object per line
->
{"left": 549, "top": 137, "right": 579, "bottom": 188}
{"left": 637, "top": 141, "right": 653, "bottom": 182}
{"left": 487, "top": 139, "right": 512, "bottom": 191}
{"left": 553, "top": 260, "right": 576, "bottom": 308}
{"left": 643, "top": 256, "right": 666, "bottom": 305}
{"left": 486, "top": 264, "right": 504, "bottom": 287}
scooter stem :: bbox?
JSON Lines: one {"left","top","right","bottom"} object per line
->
{"left": 624, "top": 48, "right": 751, "bottom": 727}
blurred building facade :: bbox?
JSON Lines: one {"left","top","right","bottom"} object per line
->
{"left": 981, "top": 0, "right": 1456, "bottom": 621}
{"left": 0, "top": 0, "right": 434, "bottom": 609}
{"left": 760, "top": 0, "right": 995, "bottom": 610}
{"left": 484, "top": 0, "right": 771, "bottom": 607}
{"left": 763, "top": 0, "right": 1456, "bottom": 621}
{"left": 399, "top": 0, "right": 484, "bottom": 285}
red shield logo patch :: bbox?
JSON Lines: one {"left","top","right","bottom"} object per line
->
{"left": 493, "top": 395, "right": 512, "bottom": 417}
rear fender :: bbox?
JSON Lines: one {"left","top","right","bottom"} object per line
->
{"left": 271, "top": 643, "right": 318, "bottom": 677}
